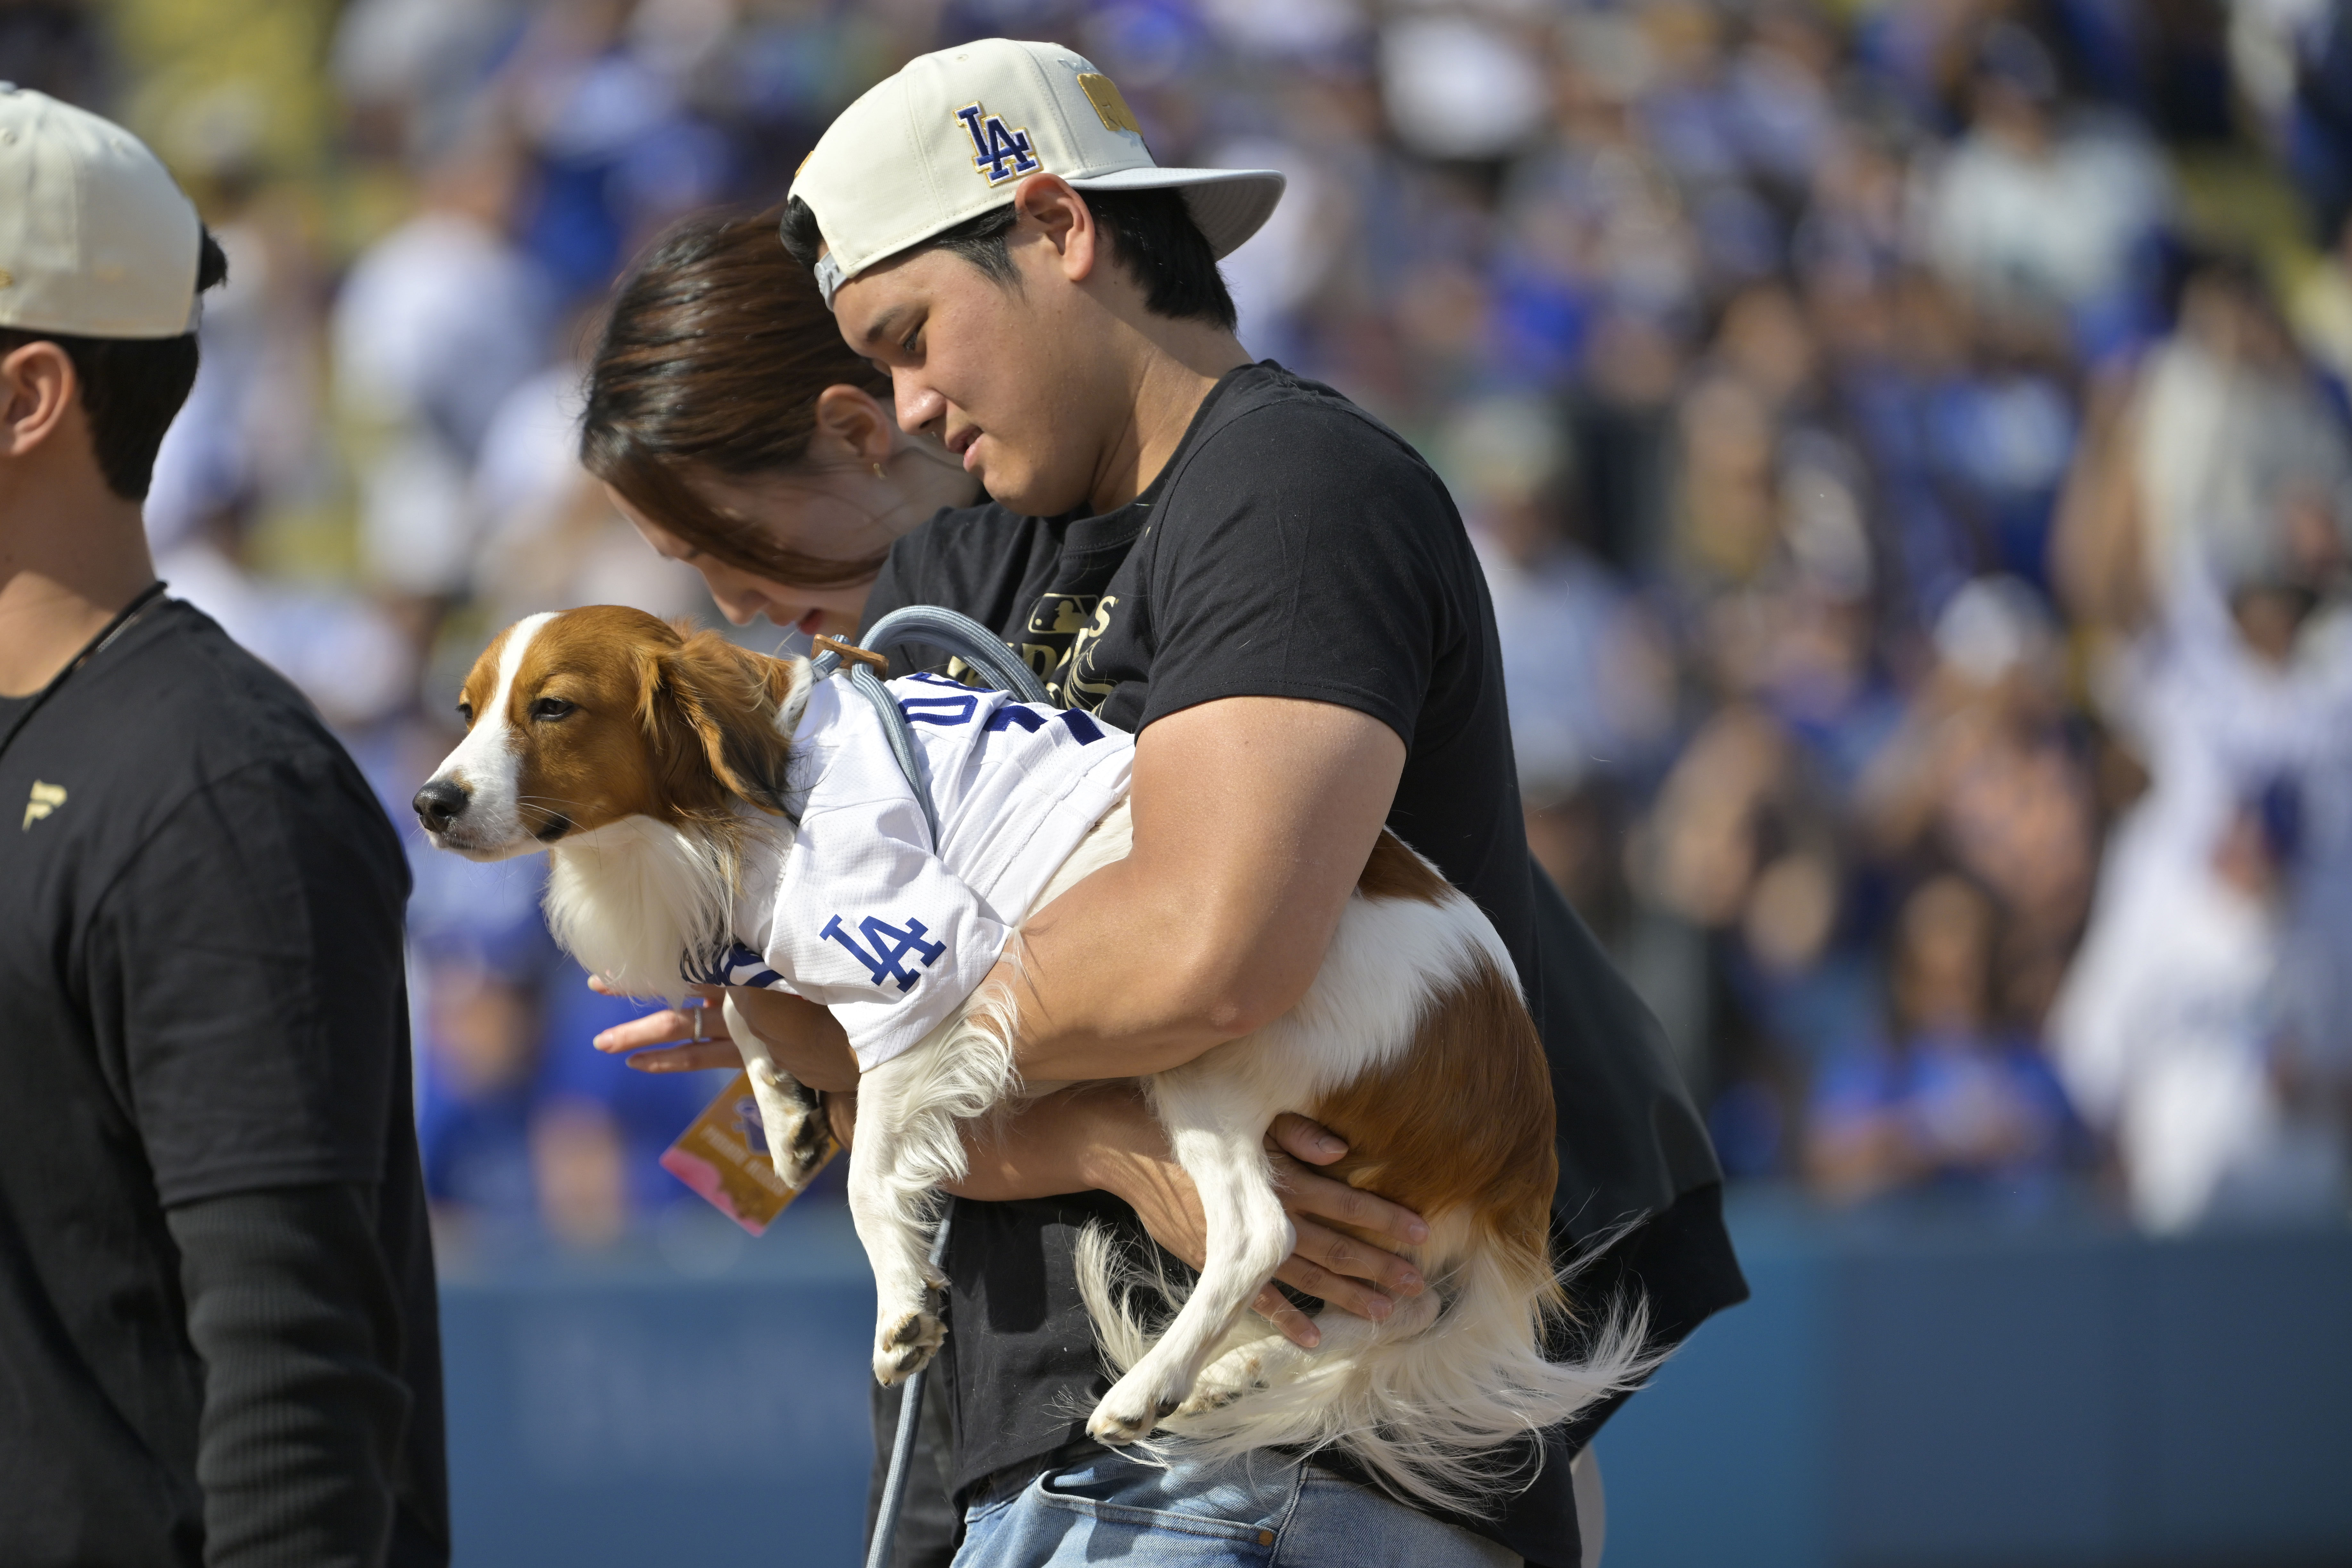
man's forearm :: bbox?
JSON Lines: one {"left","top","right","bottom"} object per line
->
{"left": 982, "top": 856, "right": 1267, "bottom": 1082}
{"left": 831, "top": 1081, "right": 1161, "bottom": 1205}
{"left": 943, "top": 1084, "right": 1123, "bottom": 1200}
{"left": 988, "top": 697, "right": 1406, "bottom": 1083}
{"left": 168, "top": 1184, "right": 412, "bottom": 1568}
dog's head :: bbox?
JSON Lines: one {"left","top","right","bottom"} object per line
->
{"left": 413, "top": 606, "right": 808, "bottom": 860}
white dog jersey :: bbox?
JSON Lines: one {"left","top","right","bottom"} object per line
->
{"left": 690, "top": 670, "right": 1133, "bottom": 1070}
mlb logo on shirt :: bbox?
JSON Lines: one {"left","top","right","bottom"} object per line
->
{"left": 955, "top": 103, "right": 1039, "bottom": 184}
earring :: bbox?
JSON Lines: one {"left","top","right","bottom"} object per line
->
{"left": 871, "top": 461, "right": 888, "bottom": 479}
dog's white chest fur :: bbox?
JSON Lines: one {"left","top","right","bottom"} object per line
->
{"left": 543, "top": 813, "right": 790, "bottom": 1003}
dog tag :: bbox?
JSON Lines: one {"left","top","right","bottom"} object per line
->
{"left": 659, "top": 1069, "right": 836, "bottom": 1235}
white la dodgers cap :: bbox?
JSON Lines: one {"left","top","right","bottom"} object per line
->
{"left": 789, "top": 39, "right": 1284, "bottom": 308}
{"left": 0, "top": 83, "right": 203, "bottom": 339}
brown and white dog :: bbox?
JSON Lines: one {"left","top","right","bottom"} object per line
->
{"left": 414, "top": 605, "right": 1644, "bottom": 1512}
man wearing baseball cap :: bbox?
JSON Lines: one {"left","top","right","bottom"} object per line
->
{"left": 741, "top": 39, "right": 1745, "bottom": 1568}
{"left": 0, "top": 87, "right": 446, "bottom": 1566}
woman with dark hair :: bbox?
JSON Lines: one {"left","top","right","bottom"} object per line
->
{"left": 580, "top": 206, "right": 977, "bottom": 638}
{"left": 579, "top": 208, "right": 990, "bottom": 1559}
{"left": 578, "top": 200, "right": 1444, "bottom": 1568}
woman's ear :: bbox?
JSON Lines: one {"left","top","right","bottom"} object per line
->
{"left": 810, "top": 383, "right": 896, "bottom": 471}
{"left": 639, "top": 631, "right": 799, "bottom": 814}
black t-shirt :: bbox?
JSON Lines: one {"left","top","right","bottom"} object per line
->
{"left": 0, "top": 599, "right": 446, "bottom": 1565}
{"left": 862, "top": 362, "right": 1742, "bottom": 1566}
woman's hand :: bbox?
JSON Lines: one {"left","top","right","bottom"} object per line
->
{"left": 944, "top": 1084, "right": 1428, "bottom": 1349}
{"left": 587, "top": 977, "right": 735, "bottom": 1070}
{"left": 588, "top": 978, "right": 860, "bottom": 1092}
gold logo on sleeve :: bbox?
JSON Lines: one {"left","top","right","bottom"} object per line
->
{"left": 22, "top": 780, "right": 66, "bottom": 830}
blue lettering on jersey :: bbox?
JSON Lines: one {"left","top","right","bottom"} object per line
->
{"left": 986, "top": 705, "right": 1045, "bottom": 734}
{"left": 901, "top": 693, "right": 979, "bottom": 726}
{"left": 820, "top": 914, "right": 948, "bottom": 992}
{"left": 982, "top": 705, "right": 1104, "bottom": 741}
{"left": 684, "top": 939, "right": 784, "bottom": 990}
{"left": 954, "top": 104, "right": 1040, "bottom": 184}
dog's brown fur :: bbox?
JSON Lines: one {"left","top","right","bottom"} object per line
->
{"left": 457, "top": 606, "right": 795, "bottom": 852}
{"left": 1314, "top": 836, "right": 1562, "bottom": 1309}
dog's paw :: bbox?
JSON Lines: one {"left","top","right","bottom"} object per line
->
{"left": 872, "top": 1307, "right": 945, "bottom": 1386}
{"left": 1170, "top": 1384, "right": 1243, "bottom": 1420}
{"left": 1086, "top": 1373, "right": 1183, "bottom": 1446}
{"left": 1172, "top": 1347, "right": 1271, "bottom": 1418}
{"left": 769, "top": 1114, "right": 836, "bottom": 1191}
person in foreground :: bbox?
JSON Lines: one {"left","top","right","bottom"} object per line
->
{"left": 579, "top": 204, "right": 1468, "bottom": 1565}
{"left": 636, "top": 41, "right": 1741, "bottom": 1565}
{"left": 0, "top": 89, "right": 445, "bottom": 1566}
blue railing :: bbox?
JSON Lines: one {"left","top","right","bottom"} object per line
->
{"left": 439, "top": 1191, "right": 2352, "bottom": 1566}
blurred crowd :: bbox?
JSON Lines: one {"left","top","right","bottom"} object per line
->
{"left": 12, "top": 0, "right": 2352, "bottom": 1247}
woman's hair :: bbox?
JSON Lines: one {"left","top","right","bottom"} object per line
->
{"left": 581, "top": 206, "right": 895, "bottom": 588}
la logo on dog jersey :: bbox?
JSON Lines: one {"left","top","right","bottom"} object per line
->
{"left": 22, "top": 780, "right": 65, "bottom": 831}
{"left": 954, "top": 103, "right": 1039, "bottom": 184}
{"left": 821, "top": 913, "right": 946, "bottom": 993}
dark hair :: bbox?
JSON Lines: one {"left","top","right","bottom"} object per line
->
{"left": 0, "top": 227, "right": 230, "bottom": 501}
{"left": 583, "top": 205, "right": 903, "bottom": 592}
{"left": 582, "top": 206, "right": 899, "bottom": 590}
{"left": 781, "top": 186, "right": 1236, "bottom": 329}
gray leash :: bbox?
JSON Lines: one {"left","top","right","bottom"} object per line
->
{"left": 813, "top": 605, "right": 1048, "bottom": 1568}
{"left": 859, "top": 603, "right": 1052, "bottom": 705}
{"left": 811, "top": 605, "right": 1051, "bottom": 850}
{"left": 866, "top": 1217, "right": 954, "bottom": 1568}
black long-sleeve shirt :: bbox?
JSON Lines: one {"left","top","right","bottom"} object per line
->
{"left": 0, "top": 601, "right": 447, "bottom": 1566}
{"left": 170, "top": 1185, "right": 439, "bottom": 1567}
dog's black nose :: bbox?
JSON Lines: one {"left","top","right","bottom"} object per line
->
{"left": 412, "top": 779, "right": 469, "bottom": 833}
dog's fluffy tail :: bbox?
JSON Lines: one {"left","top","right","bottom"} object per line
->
{"left": 1074, "top": 1217, "right": 1655, "bottom": 1516}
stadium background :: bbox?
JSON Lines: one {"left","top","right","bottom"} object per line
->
{"left": 6, "top": 0, "right": 2348, "bottom": 1562}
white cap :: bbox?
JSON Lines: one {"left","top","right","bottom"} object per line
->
{"left": 789, "top": 39, "right": 1284, "bottom": 308}
{"left": 0, "top": 84, "right": 203, "bottom": 340}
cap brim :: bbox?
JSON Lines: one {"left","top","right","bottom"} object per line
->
{"left": 1067, "top": 166, "right": 1286, "bottom": 260}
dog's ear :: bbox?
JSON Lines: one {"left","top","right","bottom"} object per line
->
{"left": 636, "top": 631, "right": 799, "bottom": 815}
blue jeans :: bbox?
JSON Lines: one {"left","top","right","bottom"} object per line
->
{"left": 952, "top": 1448, "right": 1525, "bottom": 1568}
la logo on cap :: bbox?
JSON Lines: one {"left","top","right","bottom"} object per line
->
{"left": 954, "top": 103, "right": 1038, "bottom": 185}
{"left": 788, "top": 38, "right": 1284, "bottom": 308}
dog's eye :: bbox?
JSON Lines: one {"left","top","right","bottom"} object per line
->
{"left": 455, "top": 701, "right": 473, "bottom": 726}
{"left": 531, "top": 697, "right": 578, "bottom": 722}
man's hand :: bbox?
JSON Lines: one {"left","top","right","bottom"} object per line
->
{"left": 1115, "top": 1109, "right": 1432, "bottom": 1349}
{"left": 588, "top": 977, "right": 860, "bottom": 1093}
{"left": 944, "top": 1083, "right": 1427, "bottom": 1348}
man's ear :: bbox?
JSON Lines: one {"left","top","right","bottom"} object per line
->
{"left": 0, "top": 342, "right": 79, "bottom": 461}
{"left": 637, "top": 631, "right": 800, "bottom": 815}
{"left": 1011, "top": 172, "right": 1099, "bottom": 285}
